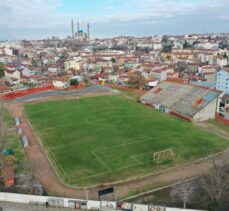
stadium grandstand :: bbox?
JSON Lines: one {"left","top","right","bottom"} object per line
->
{"left": 140, "top": 81, "right": 221, "bottom": 122}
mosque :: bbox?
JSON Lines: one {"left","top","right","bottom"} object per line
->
{"left": 71, "top": 19, "right": 90, "bottom": 42}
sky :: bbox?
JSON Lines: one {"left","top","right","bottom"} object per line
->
{"left": 0, "top": 0, "right": 229, "bottom": 40}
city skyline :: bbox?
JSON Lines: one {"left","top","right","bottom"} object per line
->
{"left": 0, "top": 0, "right": 229, "bottom": 40}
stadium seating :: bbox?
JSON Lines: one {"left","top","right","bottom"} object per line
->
{"left": 140, "top": 81, "right": 219, "bottom": 119}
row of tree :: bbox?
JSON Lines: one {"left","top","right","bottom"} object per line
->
{"left": 171, "top": 161, "right": 229, "bottom": 210}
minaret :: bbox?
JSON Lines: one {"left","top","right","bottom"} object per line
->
{"left": 77, "top": 21, "right": 80, "bottom": 33}
{"left": 87, "top": 23, "right": 90, "bottom": 39}
{"left": 71, "top": 19, "right": 74, "bottom": 37}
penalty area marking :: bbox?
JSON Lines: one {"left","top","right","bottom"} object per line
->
{"left": 93, "top": 134, "right": 180, "bottom": 154}
{"left": 70, "top": 140, "right": 229, "bottom": 183}
{"left": 91, "top": 151, "right": 112, "bottom": 172}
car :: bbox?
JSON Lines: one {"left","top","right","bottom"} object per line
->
{"left": 219, "top": 107, "right": 226, "bottom": 112}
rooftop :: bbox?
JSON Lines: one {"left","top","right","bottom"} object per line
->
{"left": 140, "top": 81, "right": 219, "bottom": 118}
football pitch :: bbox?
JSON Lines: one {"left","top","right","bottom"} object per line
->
{"left": 24, "top": 95, "right": 229, "bottom": 186}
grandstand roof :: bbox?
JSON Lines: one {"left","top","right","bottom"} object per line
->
{"left": 140, "top": 81, "right": 219, "bottom": 118}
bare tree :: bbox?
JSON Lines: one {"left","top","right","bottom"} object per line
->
{"left": 170, "top": 179, "right": 196, "bottom": 208}
{"left": 128, "top": 72, "right": 146, "bottom": 89}
{"left": 200, "top": 161, "right": 229, "bottom": 210}
{"left": 83, "top": 67, "right": 90, "bottom": 86}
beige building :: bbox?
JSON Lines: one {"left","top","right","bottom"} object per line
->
{"left": 4, "top": 70, "right": 21, "bottom": 80}
{"left": 64, "top": 60, "right": 81, "bottom": 71}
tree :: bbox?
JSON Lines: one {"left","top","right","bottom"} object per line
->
{"left": 166, "top": 55, "right": 171, "bottom": 60}
{"left": 128, "top": 72, "right": 146, "bottom": 89}
{"left": 113, "top": 66, "right": 122, "bottom": 74}
{"left": 223, "top": 53, "right": 228, "bottom": 59}
{"left": 111, "top": 58, "right": 116, "bottom": 63}
{"left": 200, "top": 161, "right": 229, "bottom": 211}
{"left": 170, "top": 180, "right": 196, "bottom": 208}
{"left": 60, "top": 52, "right": 69, "bottom": 59}
{"left": 175, "top": 62, "right": 186, "bottom": 73}
{"left": 162, "top": 44, "right": 172, "bottom": 53}
{"left": 31, "top": 58, "right": 38, "bottom": 68}
{"left": 219, "top": 40, "right": 228, "bottom": 49}
{"left": 70, "top": 78, "right": 79, "bottom": 86}
{"left": 83, "top": 72, "right": 90, "bottom": 86}
{"left": 145, "top": 47, "right": 149, "bottom": 54}
{"left": 162, "top": 35, "right": 169, "bottom": 43}
{"left": 183, "top": 40, "right": 193, "bottom": 49}
{"left": 193, "top": 40, "right": 200, "bottom": 46}
{"left": 0, "top": 63, "right": 6, "bottom": 78}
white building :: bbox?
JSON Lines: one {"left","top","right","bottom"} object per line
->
{"left": 64, "top": 60, "right": 81, "bottom": 71}
{"left": 151, "top": 68, "right": 174, "bottom": 81}
{"left": 216, "top": 69, "right": 229, "bottom": 94}
{"left": 53, "top": 80, "right": 68, "bottom": 89}
{"left": 4, "top": 70, "right": 21, "bottom": 80}
{"left": 0, "top": 56, "right": 11, "bottom": 64}
{"left": 197, "top": 42, "right": 219, "bottom": 50}
{"left": 216, "top": 56, "right": 228, "bottom": 67}
{"left": 4, "top": 48, "right": 13, "bottom": 56}
{"left": 152, "top": 42, "right": 162, "bottom": 50}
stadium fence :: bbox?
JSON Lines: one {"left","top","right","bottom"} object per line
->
{"left": 0, "top": 192, "right": 202, "bottom": 211}
{"left": 2, "top": 84, "right": 54, "bottom": 100}
{"left": 105, "top": 84, "right": 147, "bottom": 93}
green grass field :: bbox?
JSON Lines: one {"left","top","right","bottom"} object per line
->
{"left": 24, "top": 95, "right": 229, "bottom": 187}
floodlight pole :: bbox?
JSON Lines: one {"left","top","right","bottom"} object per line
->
{"left": 84, "top": 187, "right": 89, "bottom": 211}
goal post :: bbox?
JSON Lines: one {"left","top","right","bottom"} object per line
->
{"left": 153, "top": 149, "right": 175, "bottom": 162}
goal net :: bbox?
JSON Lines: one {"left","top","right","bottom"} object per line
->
{"left": 153, "top": 149, "right": 175, "bottom": 162}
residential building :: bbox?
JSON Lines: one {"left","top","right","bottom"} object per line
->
{"left": 216, "top": 56, "right": 228, "bottom": 67}
{"left": 216, "top": 69, "right": 229, "bottom": 94}
{"left": 64, "top": 60, "right": 81, "bottom": 71}
{"left": 151, "top": 67, "right": 174, "bottom": 81}
{"left": 4, "top": 69, "right": 21, "bottom": 80}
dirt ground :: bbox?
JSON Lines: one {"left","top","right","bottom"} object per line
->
{"left": 7, "top": 96, "right": 229, "bottom": 201}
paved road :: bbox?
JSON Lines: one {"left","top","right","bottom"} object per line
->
{"left": 12, "top": 84, "right": 117, "bottom": 103}
{"left": 0, "top": 201, "right": 78, "bottom": 211}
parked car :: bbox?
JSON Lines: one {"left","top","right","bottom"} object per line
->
{"left": 219, "top": 107, "right": 226, "bottom": 112}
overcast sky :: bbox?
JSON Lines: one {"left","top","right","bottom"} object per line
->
{"left": 0, "top": 0, "right": 229, "bottom": 40}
